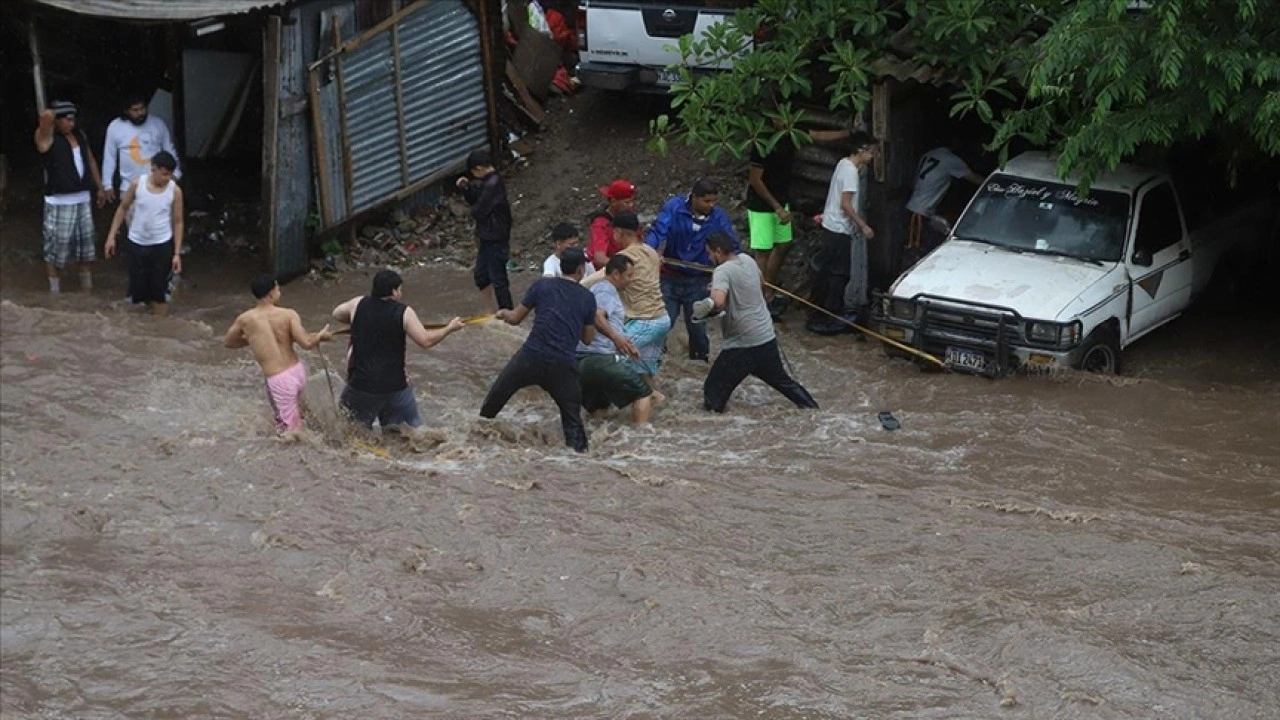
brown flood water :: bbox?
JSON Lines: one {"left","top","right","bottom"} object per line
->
{"left": 2, "top": 259, "right": 1278, "bottom": 718}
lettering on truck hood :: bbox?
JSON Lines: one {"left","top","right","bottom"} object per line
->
{"left": 892, "top": 240, "right": 1119, "bottom": 321}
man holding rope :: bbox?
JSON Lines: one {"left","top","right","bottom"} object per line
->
{"left": 582, "top": 211, "right": 671, "bottom": 394}
{"left": 224, "top": 275, "right": 333, "bottom": 438}
{"left": 481, "top": 248, "right": 598, "bottom": 453}
{"left": 646, "top": 178, "right": 738, "bottom": 362}
{"left": 332, "top": 270, "right": 465, "bottom": 433}
{"left": 693, "top": 232, "right": 818, "bottom": 413}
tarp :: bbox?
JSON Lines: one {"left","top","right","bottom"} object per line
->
{"left": 27, "top": 0, "right": 293, "bottom": 21}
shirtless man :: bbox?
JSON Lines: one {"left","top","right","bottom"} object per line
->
{"left": 224, "top": 274, "right": 332, "bottom": 437}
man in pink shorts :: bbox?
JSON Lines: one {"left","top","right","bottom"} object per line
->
{"left": 224, "top": 275, "right": 333, "bottom": 436}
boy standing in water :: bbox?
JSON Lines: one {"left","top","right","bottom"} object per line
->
{"left": 105, "top": 151, "right": 183, "bottom": 316}
{"left": 457, "top": 149, "right": 513, "bottom": 311}
{"left": 224, "top": 275, "right": 333, "bottom": 437}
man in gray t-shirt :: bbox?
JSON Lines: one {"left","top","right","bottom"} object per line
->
{"left": 693, "top": 232, "right": 818, "bottom": 413}
{"left": 904, "top": 147, "right": 984, "bottom": 259}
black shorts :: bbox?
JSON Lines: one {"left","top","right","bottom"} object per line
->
{"left": 128, "top": 239, "right": 173, "bottom": 304}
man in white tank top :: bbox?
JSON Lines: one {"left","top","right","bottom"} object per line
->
{"left": 105, "top": 151, "right": 184, "bottom": 317}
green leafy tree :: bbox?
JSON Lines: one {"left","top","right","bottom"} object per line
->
{"left": 652, "top": 0, "right": 1280, "bottom": 186}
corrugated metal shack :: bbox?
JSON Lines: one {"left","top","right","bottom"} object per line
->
{"left": 17, "top": 0, "right": 505, "bottom": 279}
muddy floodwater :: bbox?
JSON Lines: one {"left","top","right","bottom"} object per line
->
{"left": 2, "top": 262, "right": 1278, "bottom": 719}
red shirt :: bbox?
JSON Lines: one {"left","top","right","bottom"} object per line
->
{"left": 588, "top": 213, "right": 619, "bottom": 262}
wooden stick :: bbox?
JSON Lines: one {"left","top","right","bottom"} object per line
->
{"left": 28, "top": 21, "right": 46, "bottom": 112}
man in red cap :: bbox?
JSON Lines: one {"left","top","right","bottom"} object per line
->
{"left": 587, "top": 179, "right": 636, "bottom": 270}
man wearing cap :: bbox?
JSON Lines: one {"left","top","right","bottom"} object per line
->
{"left": 34, "top": 101, "right": 107, "bottom": 294}
{"left": 645, "top": 178, "right": 738, "bottom": 362}
{"left": 582, "top": 210, "right": 670, "bottom": 391}
{"left": 576, "top": 254, "right": 654, "bottom": 424}
{"left": 587, "top": 179, "right": 636, "bottom": 269}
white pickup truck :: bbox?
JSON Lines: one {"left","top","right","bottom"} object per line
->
{"left": 873, "top": 151, "right": 1275, "bottom": 376}
{"left": 576, "top": 0, "right": 752, "bottom": 92}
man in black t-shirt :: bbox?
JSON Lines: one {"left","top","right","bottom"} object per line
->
{"left": 745, "top": 122, "right": 851, "bottom": 313}
{"left": 332, "top": 270, "right": 465, "bottom": 432}
{"left": 479, "top": 248, "right": 598, "bottom": 452}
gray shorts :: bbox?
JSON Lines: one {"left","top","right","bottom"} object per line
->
{"left": 339, "top": 385, "right": 422, "bottom": 429}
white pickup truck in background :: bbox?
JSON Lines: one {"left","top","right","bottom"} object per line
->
{"left": 576, "top": 0, "right": 753, "bottom": 92}
{"left": 873, "top": 151, "right": 1276, "bottom": 376}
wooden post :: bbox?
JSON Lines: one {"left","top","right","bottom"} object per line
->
{"left": 475, "top": 0, "right": 502, "bottom": 159}
{"left": 872, "top": 81, "right": 889, "bottom": 183}
{"left": 333, "top": 21, "right": 355, "bottom": 215}
{"left": 262, "top": 15, "right": 283, "bottom": 272}
{"left": 168, "top": 25, "right": 187, "bottom": 156}
{"left": 307, "top": 69, "right": 334, "bottom": 228}
{"left": 28, "top": 19, "right": 46, "bottom": 111}
{"left": 390, "top": 22, "right": 410, "bottom": 187}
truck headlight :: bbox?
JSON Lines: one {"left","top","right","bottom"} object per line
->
{"left": 885, "top": 298, "right": 915, "bottom": 320}
{"left": 1025, "top": 320, "right": 1083, "bottom": 346}
{"left": 1026, "top": 321, "right": 1061, "bottom": 343}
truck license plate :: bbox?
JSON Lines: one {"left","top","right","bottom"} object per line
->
{"left": 657, "top": 69, "right": 681, "bottom": 85}
{"left": 944, "top": 346, "right": 987, "bottom": 373}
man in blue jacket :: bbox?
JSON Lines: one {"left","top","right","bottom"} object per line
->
{"left": 645, "top": 178, "right": 739, "bottom": 361}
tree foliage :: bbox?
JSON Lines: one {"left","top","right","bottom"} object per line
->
{"left": 652, "top": 0, "right": 1280, "bottom": 186}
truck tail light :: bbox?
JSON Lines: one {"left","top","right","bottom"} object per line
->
{"left": 577, "top": 5, "right": 587, "bottom": 51}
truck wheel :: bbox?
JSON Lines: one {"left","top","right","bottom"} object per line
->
{"left": 1075, "top": 327, "right": 1123, "bottom": 374}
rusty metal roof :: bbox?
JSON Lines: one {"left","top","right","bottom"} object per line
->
{"left": 27, "top": 0, "right": 293, "bottom": 21}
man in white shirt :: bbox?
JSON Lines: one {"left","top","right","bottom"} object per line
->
{"left": 101, "top": 92, "right": 182, "bottom": 203}
{"left": 807, "top": 131, "right": 876, "bottom": 335}
{"left": 542, "top": 222, "right": 595, "bottom": 278}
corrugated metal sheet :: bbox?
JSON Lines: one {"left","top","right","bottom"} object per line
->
{"left": 315, "top": 80, "right": 350, "bottom": 222}
{"left": 29, "top": 0, "right": 293, "bottom": 20}
{"left": 311, "top": 0, "right": 488, "bottom": 227}
{"left": 397, "top": 2, "right": 487, "bottom": 186}
{"left": 271, "top": 7, "right": 314, "bottom": 278}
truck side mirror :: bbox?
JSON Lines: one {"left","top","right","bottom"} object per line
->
{"left": 1132, "top": 248, "right": 1153, "bottom": 267}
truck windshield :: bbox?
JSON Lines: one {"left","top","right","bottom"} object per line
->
{"left": 952, "top": 175, "right": 1131, "bottom": 263}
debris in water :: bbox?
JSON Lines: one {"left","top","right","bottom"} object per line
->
{"left": 950, "top": 497, "right": 1099, "bottom": 524}
{"left": 316, "top": 571, "right": 348, "bottom": 601}
{"left": 350, "top": 439, "right": 391, "bottom": 458}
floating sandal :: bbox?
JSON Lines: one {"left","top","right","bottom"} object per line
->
{"left": 877, "top": 411, "right": 901, "bottom": 431}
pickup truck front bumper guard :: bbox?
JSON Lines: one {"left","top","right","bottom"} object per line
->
{"left": 873, "top": 292, "right": 1030, "bottom": 378}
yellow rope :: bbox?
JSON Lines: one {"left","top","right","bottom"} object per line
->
{"left": 334, "top": 313, "right": 495, "bottom": 335}
{"left": 660, "top": 257, "right": 947, "bottom": 369}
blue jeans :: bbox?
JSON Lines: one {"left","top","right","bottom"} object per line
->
{"left": 340, "top": 385, "right": 422, "bottom": 429}
{"left": 661, "top": 273, "right": 710, "bottom": 360}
